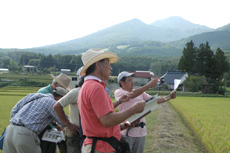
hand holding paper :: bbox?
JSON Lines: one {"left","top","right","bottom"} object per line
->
{"left": 164, "top": 79, "right": 181, "bottom": 100}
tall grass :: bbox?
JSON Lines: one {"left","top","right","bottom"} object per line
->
{"left": 171, "top": 97, "right": 230, "bottom": 153}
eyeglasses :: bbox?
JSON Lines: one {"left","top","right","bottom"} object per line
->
{"left": 100, "top": 59, "right": 111, "bottom": 68}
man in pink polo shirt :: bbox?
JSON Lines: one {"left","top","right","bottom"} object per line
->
{"left": 114, "top": 71, "right": 177, "bottom": 153}
{"left": 78, "top": 49, "right": 145, "bottom": 153}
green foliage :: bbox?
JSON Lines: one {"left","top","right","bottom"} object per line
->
{"left": 0, "top": 82, "right": 14, "bottom": 88}
{"left": 11, "top": 78, "right": 47, "bottom": 87}
{"left": 18, "top": 52, "right": 44, "bottom": 66}
{"left": 196, "top": 42, "right": 214, "bottom": 78}
{"left": 183, "top": 75, "right": 207, "bottom": 92}
{"left": 9, "top": 60, "right": 19, "bottom": 71}
{"left": 178, "top": 41, "right": 230, "bottom": 94}
{"left": 212, "top": 48, "right": 230, "bottom": 79}
{"left": 172, "top": 31, "right": 230, "bottom": 51}
{"left": 150, "top": 58, "right": 179, "bottom": 77}
{"left": 178, "top": 40, "right": 197, "bottom": 75}
{"left": 111, "top": 41, "right": 182, "bottom": 58}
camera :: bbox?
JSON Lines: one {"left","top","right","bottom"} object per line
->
{"left": 158, "top": 78, "right": 164, "bottom": 85}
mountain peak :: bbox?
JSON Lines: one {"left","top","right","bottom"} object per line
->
{"left": 150, "top": 16, "right": 211, "bottom": 30}
{"left": 120, "top": 18, "right": 145, "bottom": 25}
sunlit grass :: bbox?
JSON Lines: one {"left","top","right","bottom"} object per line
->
{"left": 170, "top": 97, "right": 230, "bottom": 153}
{"left": 2, "top": 87, "right": 230, "bottom": 153}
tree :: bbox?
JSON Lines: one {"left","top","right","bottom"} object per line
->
{"left": 178, "top": 41, "right": 230, "bottom": 94}
{"left": 28, "top": 59, "right": 41, "bottom": 67}
{"left": 196, "top": 42, "right": 214, "bottom": 80}
{"left": 40, "top": 54, "right": 56, "bottom": 68}
{"left": 9, "top": 60, "right": 19, "bottom": 71}
{"left": 212, "top": 48, "right": 230, "bottom": 80}
{"left": 1, "top": 58, "right": 10, "bottom": 68}
{"left": 178, "top": 40, "right": 197, "bottom": 75}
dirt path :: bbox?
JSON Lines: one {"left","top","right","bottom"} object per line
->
{"left": 145, "top": 102, "right": 206, "bottom": 153}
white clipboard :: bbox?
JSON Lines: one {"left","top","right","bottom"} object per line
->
{"left": 127, "top": 95, "right": 159, "bottom": 124}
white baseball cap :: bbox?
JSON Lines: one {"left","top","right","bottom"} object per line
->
{"left": 117, "top": 71, "right": 134, "bottom": 83}
{"left": 76, "top": 66, "right": 84, "bottom": 78}
{"left": 53, "top": 87, "right": 67, "bottom": 97}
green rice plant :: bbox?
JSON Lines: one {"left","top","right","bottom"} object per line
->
{"left": 0, "top": 87, "right": 40, "bottom": 131}
{"left": 170, "top": 97, "right": 230, "bottom": 153}
{"left": 0, "top": 86, "right": 71, "bottom": 153}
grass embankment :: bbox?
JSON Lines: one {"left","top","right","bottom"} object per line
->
{"left": 171, "top": 97, "right": 230, "bottom": 153}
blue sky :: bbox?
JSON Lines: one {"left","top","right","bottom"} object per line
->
{"left": 0, "top": 0, "right": 229, "bottom": 49}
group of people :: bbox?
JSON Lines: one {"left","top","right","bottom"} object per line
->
{"left": 2, "top": 49, "right": 176, "bottom": 153}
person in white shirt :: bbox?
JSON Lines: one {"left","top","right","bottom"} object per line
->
{"left": 53, "top": 67, "right": 83, "bottom": 153}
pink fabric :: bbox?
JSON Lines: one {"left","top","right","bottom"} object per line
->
{"left": 114, "top": 88, "right": 152, "bottom": 137}
{"left": 78, "top": 78, "right": 121, "bottom": 153}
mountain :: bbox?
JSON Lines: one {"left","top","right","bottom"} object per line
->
{"left": 19, "top": 16, "right": 214, "bottom": 55}
{"left": 151, "top": 16, "right": 211, "bottom": 30}
{"left": 171, "top": 24, "right": 230, "bottom": 51}
{"left": 150, "top": 16, "right": 213, "bottom": 41}
{"left": 216, "top": 23, "right": 230, "bottom": 31}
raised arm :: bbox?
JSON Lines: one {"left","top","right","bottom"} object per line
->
{"left": 157, "top": 92, "right": 177, "bottom": 104}
{"left": 129, "top": 78, "right": 159, "bottom": 98}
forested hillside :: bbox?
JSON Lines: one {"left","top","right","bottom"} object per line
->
{"left": 0, "top": 51, "right": 179, "bottom": 77}
{"left": 171, "top": 30, "right": 230, "bottom": 51}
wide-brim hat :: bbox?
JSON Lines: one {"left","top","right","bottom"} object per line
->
{"left": 80, "top": 49, "right": 119, "bottom": 76}
{"left": 51, "top": 73, "right": 72, "bottom": 91}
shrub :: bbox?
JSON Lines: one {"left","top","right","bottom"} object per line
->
{"left": 11, "top": 78, "right": 47, "bottom": 87}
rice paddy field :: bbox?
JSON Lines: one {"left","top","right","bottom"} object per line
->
{"left": 170, "top": 97, "right": 230, "bottom": 153}
{"left": 0, "top": 86, "right": 230, "bottom": 153}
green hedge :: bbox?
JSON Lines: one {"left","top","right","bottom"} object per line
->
{"left": 10, "top": 78, "right": 47, "bottom": 87}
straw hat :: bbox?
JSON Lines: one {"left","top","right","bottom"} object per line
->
{"left": 80, "top": 49, "right": 119, "bottom": 76}
{"left": 51, "top": 73, "right": 72, "bottom": 91}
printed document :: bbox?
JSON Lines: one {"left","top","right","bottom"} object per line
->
{"left": 42, "top": 129, "right": 65, "bottom": 143}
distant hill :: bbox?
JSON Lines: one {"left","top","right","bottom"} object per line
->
{"left": 1, "top": 16, "right": 230, "bottom": 58}
{"left": 18, "top": 16, "right": 213, "bottom": 55}
{"left": 171, "top": 24, "right": 230, "bottom": 51}
{"left": 151, "top": 16, "right": 211, "bottom": 30}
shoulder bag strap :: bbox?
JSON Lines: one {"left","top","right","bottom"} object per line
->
{"left": 89, "top": 136, "right": 120, "bottom": 153}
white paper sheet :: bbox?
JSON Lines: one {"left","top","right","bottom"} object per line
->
{"left": 165, "top": 79, "right": 181, "bottom": 100}
{"left": 42, "top": 129, "right": 65, "bottom": 143}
